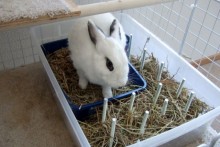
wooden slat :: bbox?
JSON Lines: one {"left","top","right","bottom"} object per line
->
{"left": 190, "top": 53, "right": 220, "bottom": 68}
{"left": 0, "top": 0, "right": 81, "bottom": 31}
{"left": 79, "top": 0, "right": 176, "bottom": 16}
{"left": 0, "top": 0, "right": 177, "bottom": 31}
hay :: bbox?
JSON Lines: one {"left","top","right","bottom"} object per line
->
{"left": 47, "top": 48, "right": 211, "bottom": 147}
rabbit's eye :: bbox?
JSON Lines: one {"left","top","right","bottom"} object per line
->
{"left": 106, "top": 57, "right": 114, "bottom": 71}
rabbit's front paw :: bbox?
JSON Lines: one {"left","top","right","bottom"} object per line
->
{"left": 102, "top": 86, "right": 112, "bottom": 98}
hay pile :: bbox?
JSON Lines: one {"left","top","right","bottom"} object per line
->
{"left": 47, "top": 48, "right": 211, "bottom": 147}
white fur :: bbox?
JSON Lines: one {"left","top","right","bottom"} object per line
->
{"left": 68, "top": 13, "right": 129, "bottom": 98}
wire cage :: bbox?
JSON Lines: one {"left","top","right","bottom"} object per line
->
{"left": 0, "top": 0, "right": 220, "bottom": 146}
{"left": 121, "top": 0, "right": 220, "bottom": 87}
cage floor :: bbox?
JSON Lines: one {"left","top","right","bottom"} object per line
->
{"left": 0, "top": 62, "right": 76, "bottom": 147}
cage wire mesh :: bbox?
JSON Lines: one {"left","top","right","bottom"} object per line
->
{"left": 121, "top": 0, "right": 220, "bottom": 87}
{"left": 0, "top": 0, "right": 219, "bottom": 87}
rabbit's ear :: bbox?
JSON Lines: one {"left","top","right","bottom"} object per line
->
{"left": 88, "top": 20, "right": 105, "bottom": 45}
{"left": 110, "top": 19, "right": 121, "bottom": 40}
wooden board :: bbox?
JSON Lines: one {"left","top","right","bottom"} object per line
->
{"left": 190, "top": 53, "right": 220, "bottom": 68}
{"left": 0, "top": 0, "right": 81, "bottom": 31}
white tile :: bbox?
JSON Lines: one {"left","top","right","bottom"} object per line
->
{"left": 31, "top": 27, "right": 42, "bottom": 45}
{"left": 197, "top": 0, "right": 210, "bottom": 11}
{"left": 193, "top": 8, "right": 206, "bottom": 24}
{"left": 200, "top": 27, "right": 211, "bottom": 41}
{"left": 195, "top": 38, "right": 206, "bottom": 53}
{"left": 161, "top": 6, "right": 170, "bottom": 19}
{"left": 172, "top": 1, "right": 182, "bottom": 14}
{"left": 204, "top": 14, "right": 216, "bottom": 29}
{"left": 31, "top": 36, "right": 37, "bottom": 47}
{"left": 185, "top": 32, "right": 197, "bottom": 47}
{"left": 0, "top": 31, "right": 9, "bottom": 44}
{"left": 33, "top": 46, "right": 39, "bottom": 54}
{"left": 7, "top": 30, "right": 20, "bottom": 42}
{"left": 159, "top": 18, "right": 168, "bottom": 29}
{"left": 23, "top": 48, "right": 33, "bottom": 57}
{"left": 209, "top": 33, "right": 220, "bottom": 49}
{"left": 12, "top": 50, "right": 23, "bottom": 59}
{"left": 213, "top": 20, "right": 220, "bottom": 34}
{"left": 34, "top": 54, "right": 40, "bottom": 62}
{"left": 19, "top": 28, "right": 31, "bottom": 39}
{"left": 2, "top": 51, "right": 13, "bottom": 61}
{"left": 24, "top": 56, "right": 34, "bottom": 65}
{"left": 180, "top": 4, "right": 191, "bottom": 19}
{"left": 3, "top": 60, "right": 14, "bottom": 69}
{"left": 208, "top": 0, "right": 220, "bottom": 17}
{"left": 144, "top": 20, "right": 151, "bottom": 29}
{"left": 170, "top": 12, "right": 178, "bottom": 25}
{"left": 154, "top": 5, "right": 163, "bottom": 14}
{"left": 0, "top": 43, "right": 10, "bottom": 54}
{"left": 152, "top": 13, "right": 160, "bottom": 25}
{"left": 21, "top": 38, "right": 32, "bottom": 49}
{"left": 166, "top": 23, "right": 175, "bottom": 36}
{"left": 177, "top": 17, "right": 187, "bottom": 31}
{"left": 146, "top": 8, "right": 154, "bottom": 19}
{"left": 174, "top": 28, "right": 184, "bottom": 41}
{"left": 182, "top": 43, "right": 194, "bottom": 56}
{"left": 189, "top": 20, "right": 202, "bottom": 36}
{"left": 14, "top": 58, "right": 25, "bottom": 67}
{"left": 204, "top": 44, "right": 219, "bottom": 57}
{"left": 10, "top": 40, "right": 21, "bottom": 51}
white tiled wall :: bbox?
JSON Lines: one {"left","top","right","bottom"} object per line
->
{"left": 0, "top": 28, "right": 40, "bottom": 71}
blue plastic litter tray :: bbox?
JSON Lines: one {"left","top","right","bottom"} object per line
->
{"left": 41, "top": 38, "right": 147, "bottom": 120}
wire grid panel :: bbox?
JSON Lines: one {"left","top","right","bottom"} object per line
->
{"left": 120, "top": 0, "right": 220, "bottom": 87}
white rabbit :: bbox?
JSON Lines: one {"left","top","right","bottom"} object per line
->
{"left": 68, "top": 13, "right": 129, "bottom": 98}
